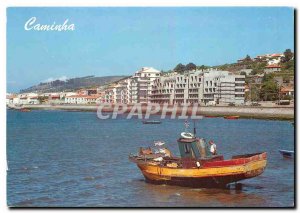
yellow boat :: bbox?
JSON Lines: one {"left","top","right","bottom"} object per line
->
{"left": 129, "top": 129, "right": 267, "bottom": 188}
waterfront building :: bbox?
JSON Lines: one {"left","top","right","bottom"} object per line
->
{"left": 104, "top": 87, "right": 115, "bottom": 103}
{"left": 151, "top": 70, "right": 245, "bottom": 105}
{"left": 12, "top": 93, "right": 40, "bottom": 105}
{"left": 100, "top": 67, "right": 161, "bottom": 104}
{"left": 64, "top": 95, "right": 101, "bottom": 104}
{"left": 6, "top": 94, "right": 16, "bottom": 105}
{"left": 130, "top": 67, "right": 161, "bottom": 103}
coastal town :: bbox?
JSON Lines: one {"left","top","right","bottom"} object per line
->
{"left": 6, "top": 7, "right": 295, "bottom": 208}
{"left": 6, "top": 50, "right": 294, "bottom": 108}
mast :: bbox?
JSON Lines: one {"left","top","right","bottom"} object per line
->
{"left": 193, "top": 119, "right": 196, "bottom": 137}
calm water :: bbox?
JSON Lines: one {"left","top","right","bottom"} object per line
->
{"left": 7, "top": 110, "right": 295, "bottom": 207}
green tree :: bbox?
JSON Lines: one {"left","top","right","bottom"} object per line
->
{"left": 281, "top": 49, "right": 294, "bottom": 63}
{"left": 174, "top": 63, "right": 186, "bottom": 72}
{"left": 198, "top": 65, "right": 209, "bottom": 70}
{"left": 185, "top": 63, "right": 197, "bottom": 71}
{"left": 262, "top": 73, "right": 274, "bottom": 83}
{"left": 259, "top": 80, "right": 278, "bottom": 101}
{"left": 250, "top": 69, "right": 258, "bottom": 75}
{"left": 281, "top": 59, "right": 294, "bottom": 72}
{"left": 240, "top": 71, "right": 246, "bottom": 76}
{"left": 245, "top": 55, "right": 252, "bottom": 62}
{"left": 249, "top": 85, "right": 260, "bottom": 101}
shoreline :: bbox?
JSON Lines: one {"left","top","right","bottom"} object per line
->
{"left": 17, "top": 104, "right": 295, "bottom": 121}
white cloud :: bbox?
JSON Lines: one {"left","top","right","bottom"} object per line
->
{"left": 43, "top": 76, "right": 68, "bottom": 83}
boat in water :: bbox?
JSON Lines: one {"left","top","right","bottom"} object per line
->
{"left": 129, "top": 121, "right": 267, "bottom": 188}
{"left": 279, "top": 149, "right": 294, "bottom": 159}
{"left": 204, "top": 115, "right": 217, "bottom": 118}
{"left": 142, "top": 120, "right": 162, "bottom": 124}
{"left": 224, "top": 115, "right": 240, "bottom": 120}
{"left": 20, "top": 108, "right": 31, "bottom": 112}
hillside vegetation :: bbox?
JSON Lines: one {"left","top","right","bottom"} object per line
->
{"left": 20, "top": 75, "right": 128, "bottom": 93}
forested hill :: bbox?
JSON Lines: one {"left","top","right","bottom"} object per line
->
{"left": 20, "top": 75, "right": 127, "bottom": 93}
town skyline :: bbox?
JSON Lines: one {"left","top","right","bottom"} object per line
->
{"left": 7, "top": 7, "right": 294, "bottom": 92}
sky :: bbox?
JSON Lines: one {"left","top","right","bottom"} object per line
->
{"left": 7, "top": 7, "right": 294, "bottom": 92}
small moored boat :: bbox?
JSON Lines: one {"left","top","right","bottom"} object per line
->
{"left": 224, "top": 115, "right": 240, "bottom": 120}
{"left": 142, "top": 120, "right": 162, "bottom": 124}
{"left": 130, "top": 121, "right": 267, "bottom": 188}
{"left": 279, "top": 149, "right": 294, "bottom": 158}
{"left": 20, "top": 108, "right": 31, "bottom": 112}
{"left": 205, "top": 115, "right": 217, "bottom": 118}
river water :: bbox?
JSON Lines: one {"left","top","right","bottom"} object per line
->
{"left": 7, "top": 110, "right": 294, "bottom": 207}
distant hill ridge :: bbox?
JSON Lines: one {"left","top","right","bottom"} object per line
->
{"left": 20, "top": 75, "right": 128, "bottom": 93}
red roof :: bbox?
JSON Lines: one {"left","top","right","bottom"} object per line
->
{"left": 67, "top": 95, "right": 100, "bottom": 99}
{"left": 271, "top": 53, "right": 282, "bottom": 57}
{"left": 85, "top": 95, "right": 101, "bottom": 99}
{"left": 281, "top": 86, "right": 294, "bottom": 92}
{"left": 265, "top": 64, "right": 281, "bottom": 68}
{"left": 67, "top": 95, "right": 88, "bottom": 98}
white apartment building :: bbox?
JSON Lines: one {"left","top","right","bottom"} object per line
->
{"left": 130, "top": 67, "right": 161, "bottom": 103}
{"left": 65, "top": 95, "right": 101, "bottom": 104}
{"left": 151, "top": 70, "right": 245, "bottom": 105}
{"left": 102, "top": 67, "right": 161, "bottom": 104}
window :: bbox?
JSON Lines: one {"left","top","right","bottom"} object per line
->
{"left": 184, "top": 144, "right": 190, "bottom": 153}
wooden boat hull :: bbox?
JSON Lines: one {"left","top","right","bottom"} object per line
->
{"left": 131, "top": 152, "right": 267, "bottom": 188}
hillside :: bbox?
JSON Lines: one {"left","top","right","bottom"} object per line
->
{"left": 20, "top": 75, "right": 128, "bottom": 93}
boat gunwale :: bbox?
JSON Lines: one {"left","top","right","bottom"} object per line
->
{"left": 130, "top": 152, "right": 267, "bottom": 169}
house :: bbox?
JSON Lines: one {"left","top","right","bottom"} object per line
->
{"left": 14, "top": 93, "right": 40, "bottom": 105}
{"left": 85, "top": 95, "right": 101, "bottom": 104}
{"left": 65, "top": 95, "right": 88, "bottom": 104}
{"left": 28, "top": 96, "right": 39, "bottom": 104}
{"left": 239, "top": 69, "right": 253, "bottom": 75}
{"left": 48, "top": 94, "right": 62, "bottom": 104}
{"left": 237, "top": 59, "right": 245, "bottom": 64}
{"left": 249, "top": 74, "right": 264, "bottom": 84}
{"left": 280, "top": 85, "right": 294, "bottom": 98}
{"left": 86, "top": 88, "right": 98, "bottom": 95}
{"left": 6, "top": 94, "right": 15, "bottom": 105}
{"left": 264, "top": 64, "right": 281, "bottom": 73}
{"left": 268, "top": 53, "right": 284, "bottom": 65}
